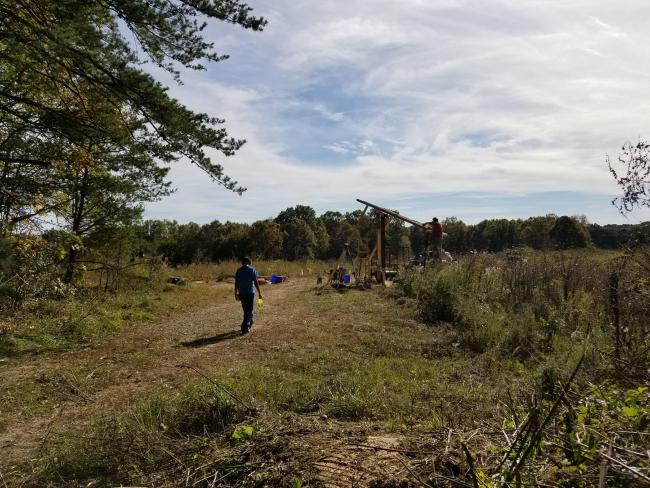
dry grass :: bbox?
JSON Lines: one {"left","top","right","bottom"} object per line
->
{"left": 1, "top": 250, "right": 648, "bottom": 487}
{"left": 171, "top": 259, "right": 329, "bottom": 282}
{"left": 2, "top": 278, "right": 528, "bottom": 487}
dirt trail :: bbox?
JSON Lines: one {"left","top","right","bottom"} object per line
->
{"left": 0, "top": 278, "right": 310, "bottom": 466}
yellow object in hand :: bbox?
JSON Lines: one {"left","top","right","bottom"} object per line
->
{"left": 257, "top": 298, "right": 263, "bottom": 307}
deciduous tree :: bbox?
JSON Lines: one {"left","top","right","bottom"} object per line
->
{"left": 249, "top": 219, "right": 283, "bottom": 259}
{"left": 608, "top": 141, "right": 650, "bottom": 213}
{"left": 550, "top": 216, "right": 590, "bottom": 250}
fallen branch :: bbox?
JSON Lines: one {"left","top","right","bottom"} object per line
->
{"left": 61, "top": 374, "right": 95, "bottom": 403}
{"left": 351, "top": 443, "right": 433, "bottom": 455}
{"left": 505, "top": 353, "right": 585, "bottom": 482}
{"left": 396, "top": 457, "right": 436, "bottom": 488}
{"left": 461, "top": 443, "right": 479, "bottom": 488}
{"left": 598, "top": 450, "right": 650, "bottom": 483}
{"left": 0, "top": 469, "right": 9, "bottom": 488}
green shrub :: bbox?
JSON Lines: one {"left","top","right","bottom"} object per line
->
{"left": 456, "top": 301, "right": 507, "bottom": 354}
{"left": 416, "top": 275, "right": 459, "bottom": 323}
{"left": 401, "top": 267, "right": 462, "bottom": 323}
{"left": 398, "top": 251, "right": 646, "bottom": 375}
{"left": 0, "top": 237, "right": 73, "bottom": 310}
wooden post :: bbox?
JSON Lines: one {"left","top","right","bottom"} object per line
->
{"left": 382, "top": 215, "right": 388, "bottom": 281}
{"left": 355, "top": 198, "right": 432, "bottom": 282}
{"left": 376, "top": 216, "right": 382, "bottom": 282}
{"left": 376, "top": 214, "right": 388, "bottom": 283}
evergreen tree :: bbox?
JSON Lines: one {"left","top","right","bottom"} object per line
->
{"left": 0, "top": 0, "right": 266, "bottom": 233}
{"left": 344, "top": 210, "right": 375, "bottom": 253}
{"left": 276, "top": 205, "right": 318, "bottom": 228}
{"left": 214, "top": 222, "right": 252, "bottom": 260}
{"left": 319, "top": 211, "right": 345, "bottom": 237}
{"left": 276, "top": 206, "right": 328, "bottom": 259}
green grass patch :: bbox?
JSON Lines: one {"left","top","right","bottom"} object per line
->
{"left": 33, "top": 382, "right": 246, "bottom": 486}
{"left": 0, "top": 279, "right": 228, "bottom": 357}
{"left": 224, "top": 350, "right": 527, "bottom": 427}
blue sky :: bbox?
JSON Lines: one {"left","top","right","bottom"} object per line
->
{"left": 146, "top": 0, "right": 650, "bottom": 225}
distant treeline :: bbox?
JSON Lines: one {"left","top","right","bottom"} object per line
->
{"left": 135, "top": 205, "right": 650, "bottom": 265}
{"left": 2, "top": 204, "right": 648, "bottom": 306}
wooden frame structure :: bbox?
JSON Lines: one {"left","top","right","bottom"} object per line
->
{"left": 356, "top": 199, "right": 426, "bottom": 284}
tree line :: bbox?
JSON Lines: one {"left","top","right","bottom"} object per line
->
{"left": 134, "top": 206, "right": 650, "bottom": 266}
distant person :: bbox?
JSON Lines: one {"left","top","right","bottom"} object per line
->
{"left": 235, "top": 257, "right": 263, "bottom": 334}
{"left": 424, "top": 217, "right": 444, "bottom": 261}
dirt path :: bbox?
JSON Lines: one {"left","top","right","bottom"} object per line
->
{"left": 0, "top": 278, "right": 312, "bottom": 466}
{"left": 1, "top": 279, "right": 467, "bottom": 488}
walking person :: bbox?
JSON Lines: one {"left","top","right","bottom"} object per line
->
{"left": 235, "top": 257, "right": 263, "bottom": 334}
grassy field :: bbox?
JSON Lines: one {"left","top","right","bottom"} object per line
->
{"left": 173, "top": 259, "right": 328, "bottom": 282}
{"left": 0, "top": 259, "right": 325, "bottom": 357}
{"left": 0, "top": 251, "right": 648, "bottom": 487}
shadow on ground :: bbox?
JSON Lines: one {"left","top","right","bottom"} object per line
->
{"left": 180, "top": 331, "right": 241, "bottom": 348}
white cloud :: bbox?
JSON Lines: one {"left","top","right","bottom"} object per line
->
{"left": 314, "top": 103, "right": 345, "bottom": 122}
{"left": 146, "top": 0, "right": 650, "bottom": 224}
{"left": 323, "top": 143, "right": 349, "bottom": 154}
{"left": 589, "top": 16, "right": 628, "bottom": 38}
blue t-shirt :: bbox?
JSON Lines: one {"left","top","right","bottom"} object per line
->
{"left": 235, "top": 265, "right": 257, "bottom": 295}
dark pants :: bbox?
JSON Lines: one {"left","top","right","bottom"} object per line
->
{"left": 424, "top": 235, "right": 443, "bottom": 264}
{"left": 431, "top": 236, "right": 443, "bottom": 261}
{"left": 240, "top": 293, "right": 255, "bottom": 330}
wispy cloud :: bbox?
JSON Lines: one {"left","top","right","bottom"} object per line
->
{"left": 589, "top": 16, "right": 628, "bottom": 39}
{"left": 323, "top": 143, "right": 350, "bottom": 154}
{"left": 146, "top": 0, "right": 650, "bottom": 224}
{"left": 314, "top": 103, "right": 345, "bottom": 122}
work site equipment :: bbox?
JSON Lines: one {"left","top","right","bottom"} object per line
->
{"left": 327, "top": 199, "right": 444, "bottom": 288}
{"left": 356, "top": 199, "right": 426, "bottom": 284}
{"left": 328, "top": 243, "right": 353, "bottom": 287}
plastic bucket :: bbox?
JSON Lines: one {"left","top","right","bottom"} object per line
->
{"left": 271, "top": 274, "right": 282, "bottom": 284}
{"left": 343, "top": 274, "right": 350, "bottom": 283}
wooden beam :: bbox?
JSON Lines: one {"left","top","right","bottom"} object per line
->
{"left": 356, "top": 198, "right": 426, "bottom": 228}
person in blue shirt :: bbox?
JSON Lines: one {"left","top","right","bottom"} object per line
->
{"left": 235, "top": 257, "right": 263, "bottom": 334}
